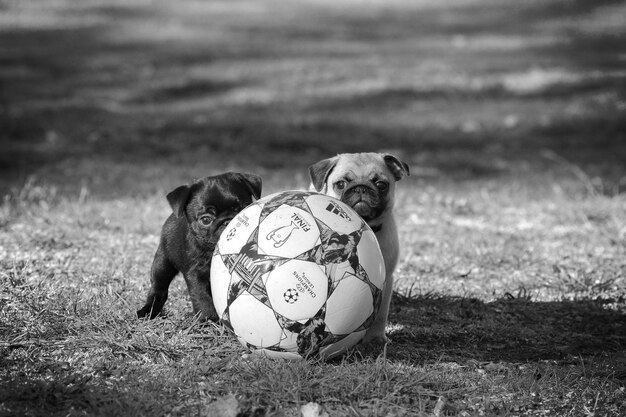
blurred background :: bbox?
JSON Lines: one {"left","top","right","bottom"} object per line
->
{"left": 1, "top": 0, "right": 625, "bottom": 198}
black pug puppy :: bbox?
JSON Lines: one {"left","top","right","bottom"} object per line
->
{"left": 137, "top": 172, "right": 262, "bottom": 321}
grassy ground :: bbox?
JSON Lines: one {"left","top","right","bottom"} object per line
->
{"left": 1, "top": 0, "right": 625, "bottom": 415}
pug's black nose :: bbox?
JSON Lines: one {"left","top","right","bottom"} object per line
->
{"left": 352, "top": 185, "right": 369, "bottom": 195}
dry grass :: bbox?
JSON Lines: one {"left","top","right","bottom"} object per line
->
{"left": 1, "top": 171, "right": 624, "bottom": 416}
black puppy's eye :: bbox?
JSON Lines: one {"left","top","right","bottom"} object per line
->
{"left": 335, "top": 180, "right": 347, "bottom": 191}
{"left": 198, "top": 214, "right": 215, "bottom": 227}
{"left": 375, "top": 181, "right": 389, "bottom": 191}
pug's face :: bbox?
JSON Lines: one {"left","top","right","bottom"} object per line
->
{"left": 167, "top": 172, "right": 263, "bottom": 247}
{"left": 183, "top": 183, "right": 248, "bottom": 245}
{"left": 309, "top": 153, "right": 409, "bottom": 224}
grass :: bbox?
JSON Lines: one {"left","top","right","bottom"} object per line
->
{"left": 1, "top": 0, "right": 626, "bottom": 415}
{"left": 1, "top": 171, "right": 624, "bottom": 416}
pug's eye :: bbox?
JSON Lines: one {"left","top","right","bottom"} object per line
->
{"left": 334, "top": 180, "right": 347, "bottom": 191}
{"left": 198, "top": 214, "right": 215, "bottom": 227}
{"left": 375, "top": 181, "right": 389, "bottom": 192}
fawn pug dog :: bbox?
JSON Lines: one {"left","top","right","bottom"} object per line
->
{"left": 309, "top": 152, "right": 409, "bottom": 344}
{"left": 137, "top": 172, "right": 262, "bottom": 321}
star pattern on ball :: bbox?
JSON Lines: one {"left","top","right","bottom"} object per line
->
{"left": 283, "top": 288, "right": 299, "bottom": 304}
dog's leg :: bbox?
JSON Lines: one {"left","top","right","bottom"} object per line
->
{"left": 363, "top": 225, "right": 398, "bottom": 345}
{"left": 185, "top": 270, "right": 218, "bottom": 321}
{"left": 363, "top": 270, "right": 393, "bottom": 344}
{"left": 137, "top": 244, "right": 178, "bottom": 319}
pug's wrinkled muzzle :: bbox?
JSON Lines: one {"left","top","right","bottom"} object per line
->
{"left": 343, "top": 185, "right": 380, "bottom": 221}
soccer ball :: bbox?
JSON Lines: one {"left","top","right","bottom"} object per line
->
{"left": 210, "top": 190, "right": 386, "bottom": 360}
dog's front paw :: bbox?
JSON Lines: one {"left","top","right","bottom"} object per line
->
{"left": 195, "top": 312, "right": 219, "bottom": 323}
{"left": 191, "top": 304, "right": 219, "bottom": 323}
{"left": 356, "top": 334, "right": 390, "bottom": 357}
{"left": 137, "top": 304, "right": 162, "bottom": 320}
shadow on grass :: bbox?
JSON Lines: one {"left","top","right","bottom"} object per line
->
{"left": 386, "top": 293, "right": 626, "bottom": 366}
{"left": 0, "top": 362, "right": 179, "bottom": 417}
{"left": 0, "top": 373, "right": 143, "bottom": 417}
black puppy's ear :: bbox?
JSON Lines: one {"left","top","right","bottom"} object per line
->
{"left": 383, "top": 154, "right": 410, "bottom": 181}
{"left": 166, "top": 184, "right": 195, "bottom": 217}
{"left": 235, "top": 172, "right": 262, "bottom": 200}
{"left": 309, "top": 156, "right": 338, "bottom": 192}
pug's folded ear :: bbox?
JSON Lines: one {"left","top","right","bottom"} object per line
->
{"left": 234, "top": 172, "right": 262, "bottom": 200}
{"left": 167, "top": 183, "right": 200, "bottom": 218}
{"left": 309, "top": 156, "right": 339, "bottom": 192}
{"left": 383, "top": 154, "right": 410, "bottom": 181}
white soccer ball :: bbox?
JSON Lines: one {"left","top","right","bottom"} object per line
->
{"left": 210, "top": 190, "right": 385, "bottom": 360}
